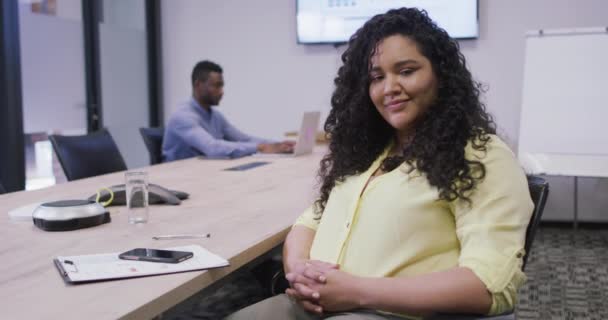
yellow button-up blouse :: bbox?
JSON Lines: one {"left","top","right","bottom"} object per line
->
{"left": 295, "top": 135, "right": 533, "bottom": 316}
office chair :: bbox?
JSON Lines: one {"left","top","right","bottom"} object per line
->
{"left": 49, "top": 129, "right": 127, "bottom": 181}
{"left": 522, "top": 175, "right": 549, "bottom": 269}
{"left": 139, "top": 127, "right": 164, "bottom": 165}
{"left": 0, "top": 181, "right": 6, "bottom": 194}
{"left": 431, "top": 176, "right": 549, "bottom": 320}
{"left": 268, "top": 176, "right": 550, "bottom": 320}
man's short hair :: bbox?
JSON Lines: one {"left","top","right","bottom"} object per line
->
{"left": 191, "top": 60, "right": 223, "bottom": 86}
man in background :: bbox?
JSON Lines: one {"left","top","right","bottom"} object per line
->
{"left": 163, "top": 60, "right": 293, "bottom": 161}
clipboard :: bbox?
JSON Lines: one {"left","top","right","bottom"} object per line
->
{"left": 53, "top": 245, "right": 229, "bottom": 283}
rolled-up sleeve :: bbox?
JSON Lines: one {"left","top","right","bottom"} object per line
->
{"left": 450, "top": 139, "right": 534, "bottom": 315}
{"left": 294, "top": 205, "right": 320, "bottom": 231}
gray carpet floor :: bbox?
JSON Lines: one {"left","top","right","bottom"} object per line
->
{"left": 165, "top": 226, "right": 608, "bottom": 320}
{"left": 516, "top": 227, "right": 608, "bottom": 320}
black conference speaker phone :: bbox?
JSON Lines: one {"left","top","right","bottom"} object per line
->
{"left": 32, "top": 184, "right": 189, "bottom": 232}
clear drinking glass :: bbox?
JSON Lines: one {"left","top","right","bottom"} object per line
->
{"left": 125, "top": 171, "right": 149, "bottom": 224}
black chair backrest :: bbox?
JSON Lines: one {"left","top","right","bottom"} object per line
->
{"left": 0, "top": 181, "right": 6, "bottom": 194}
{"left": 523, "top": 175, "right": 549, "bottom": 269}
{"left": 139, "top": 127, "right": 164, "bottom": 165}
{"left": 49, "top": 129, "right": 127, "bottom": 181}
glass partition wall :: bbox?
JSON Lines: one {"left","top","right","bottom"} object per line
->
{"left": 19, "top": 0, "right": 87, "bottom": 189}
{"left": 10, "top": 0, "right": 161, "bottom": 190}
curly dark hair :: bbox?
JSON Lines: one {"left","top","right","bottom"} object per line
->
{"left": 314, "top": 7, "right": 496, "bottom": 215}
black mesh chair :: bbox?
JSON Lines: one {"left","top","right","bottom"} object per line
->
{"left": 49, "top": 129, "right": 127, "bottom": 181}
{"left": 0, "top": 181, "right": 6, "bottom": 194}
{"left": 522, "top": 175, "right": 549, "bottom": 269}
{"left": 139, "top": 127, "right": 164, "bottom": 165}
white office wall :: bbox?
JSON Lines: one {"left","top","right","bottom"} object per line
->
{"left": 161, "top": 0, "right": 339, "bottom": 141}
{"left": 161, "top": 0, "right": 608, "bottom": 221}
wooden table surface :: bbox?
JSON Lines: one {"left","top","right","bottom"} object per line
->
{"left": 0, "top": 148, "right": 324, "bottom": 319}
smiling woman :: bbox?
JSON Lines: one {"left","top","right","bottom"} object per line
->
{"left": 226, "top": 7, "right": 533, "bottom": 320}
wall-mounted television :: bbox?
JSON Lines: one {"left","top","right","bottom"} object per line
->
{"left": 296, "top": 0, "right": 479, "bottom": 44}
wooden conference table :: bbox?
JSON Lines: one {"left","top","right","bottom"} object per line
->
{"left": 0, "top": 148, "right": 324, "bottom": 319}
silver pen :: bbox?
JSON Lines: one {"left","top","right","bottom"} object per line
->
{"left": 152, "top": 233, "right": 211, "bottom": 240}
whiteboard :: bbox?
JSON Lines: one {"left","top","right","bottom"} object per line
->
{"left": 518, "top": 28, "right": 608, "bottom": 177}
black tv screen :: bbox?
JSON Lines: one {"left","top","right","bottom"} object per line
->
{"left": 296, "top": 0, "right": 479, "bottom": 44}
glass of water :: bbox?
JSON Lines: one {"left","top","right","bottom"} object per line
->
{"left": 125, "top": 171, "right": 149, "bottom": 224}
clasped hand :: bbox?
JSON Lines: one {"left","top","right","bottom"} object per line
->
{"left": 285, "top": 260, "right": 361, "bottom": 315}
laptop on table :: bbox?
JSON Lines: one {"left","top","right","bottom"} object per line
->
{"left": 256, "top": 111, "right": 321, "bottom": 157}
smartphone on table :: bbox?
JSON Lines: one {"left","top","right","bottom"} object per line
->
{"left": 118, "top": 248, "right": 193, "bottom": 263}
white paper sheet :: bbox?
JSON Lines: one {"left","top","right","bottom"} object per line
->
{"left": 54, "top": 245, "right": 229, "bottom": 283}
